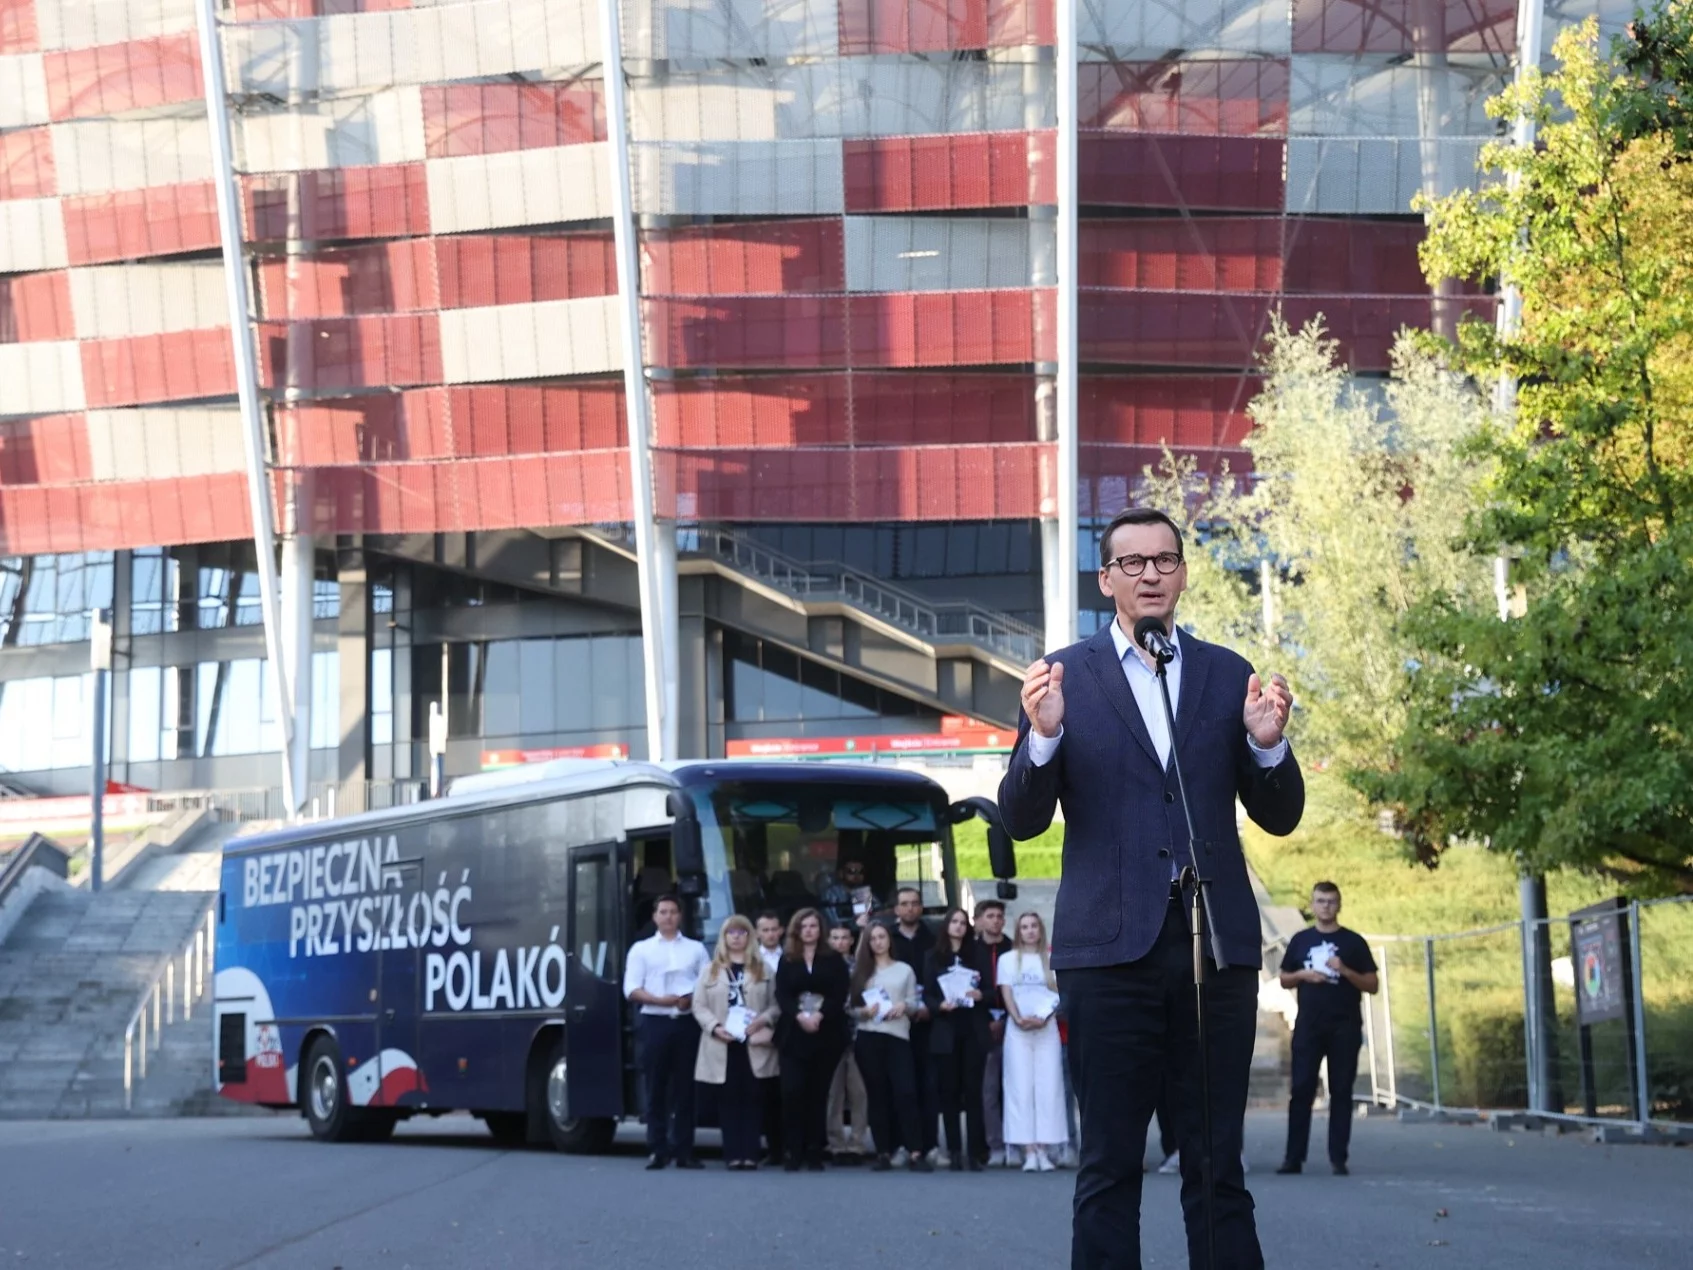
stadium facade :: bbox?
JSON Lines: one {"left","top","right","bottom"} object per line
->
{"left": 0, "top": 0, "right": 1622, "bottom": 802}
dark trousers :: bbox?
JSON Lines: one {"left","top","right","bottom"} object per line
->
{"left": 780, "top": 1045, "right": 840, "bottom": 1165}
{"left": 638, "top": 1014, "right": 699, "bottom": 1161}
{"left": 1285, "top": 1022, "right": 1362, "bottom": 1167}
{"left": 934, "top": 1033, "right": 988, "bottom": 1161}
{"left": 909, "top": 1021, "right": 938, "bottom": 1153}
{"left": 760, "top": 1075, "right": 784, "bottom": 1160}
{"left": 1059, "top": 900, "right": 1262, "bottom": 1270}
{"left": 855, "top": 1031, "right": 923, "bottom": 1156}
{"left": 1149, "top": 1079, "right": 1177, "bottom": 1160}
{"left": 717, "top": 1043, "right": 764, "bottom": 1165}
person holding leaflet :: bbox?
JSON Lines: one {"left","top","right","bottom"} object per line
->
{"left": 998, "top": 911, "right": 1067, "bottom": 1173}
{"left": 998, "top": 507, "right": 1304, "bottom": 1269}
{"left": 691, "top": 915, "right": 779, "bottom": 1170}
{"left": 849, "top": 921, "right": 931, "bottom": 1173}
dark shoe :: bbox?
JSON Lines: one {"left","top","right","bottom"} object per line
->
{"left": 783, "top": 1158, "right": 803, "bottom": 1173}
{"left": 1275, "top": 1161, "right": 1301, "bottom": 1175}
{"left": 1332, "top": 1162, "right": 1349, "bottom": 1176}
{"left": 675, "top": 1158, "right": 704, "bottom": 1170}
{"left": 950, "top": 1156, "right": 965, "bottom": 1172}
{"left": 871, "top": 1154, "right": 893, "bottom": 1172}
{"left": 909, "top": 1156, "right": 934, "bottom": 1173}
{"left": 967, "top": 1157, "right": 985, "bottom": 1173}
{"left": 645, "top": 1155, "right": 668, "bottom": 1171}
{"left": 832, "top": 1151, "right": 863, "bottom": 1166}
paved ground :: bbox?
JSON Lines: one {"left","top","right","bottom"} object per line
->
{"left": 0, "top": 1110, "right": 1687, "bottom": 1268}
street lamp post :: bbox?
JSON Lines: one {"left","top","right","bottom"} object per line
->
{"left": 89, "top": 607, "right": 113, "bottom": 893}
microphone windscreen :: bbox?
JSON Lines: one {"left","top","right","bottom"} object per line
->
{"left": 1133, "top": 616, "right": 1164, "bottom": 652}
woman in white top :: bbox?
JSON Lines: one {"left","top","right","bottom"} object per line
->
{"left": 849, "top": 922, "right": 932, "bottom": 1173}
{"left": 998, "top": 911, "right": 1067, "bottom": 1172}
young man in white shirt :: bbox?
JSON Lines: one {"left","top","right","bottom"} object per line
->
{"left": 623, "top": 895, "right": 710, "bottom": 1169}
{"left": 755, "top": 911, "right": 785, "bottom": 978}
{"left": 754, "top": 909, "right": 787, "bottom": 1164}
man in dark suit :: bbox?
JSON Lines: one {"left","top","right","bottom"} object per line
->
{"left": 998, "top": 507, "right": 1303, "bottom": 1270}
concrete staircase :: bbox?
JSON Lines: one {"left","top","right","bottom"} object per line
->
{"left": 0, "top": 818, "right": 274, "bottom": 1118}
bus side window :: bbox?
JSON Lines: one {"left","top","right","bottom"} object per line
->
{"left": 573, "top": 854, "right": 617, "bottom": 982}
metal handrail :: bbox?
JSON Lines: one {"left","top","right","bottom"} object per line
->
{"left": 122, "top": 904, "right": 215, "bottom": 1112}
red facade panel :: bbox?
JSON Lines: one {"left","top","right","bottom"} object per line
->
{"left": 0, "top": 270, "right": 74, "bottom": 343}
{"left": 838, "top": 0, "right": 1053, "bottom": 54}
{"left": 1078, "top": 134, "right": 1286, "bottom": 211}
{"left": 420, "top": 82, "right": 605, "bottom": 159}
{"left": 257, "top": 240, "right": 439, "bottom": 319}
{"left": 44, "top": 32, "right": 202, "bottom": 122}
{"left": 652, "top": 372, "right": 1037, "bottom": 447}
{"left": 62, "top": 181, "right": 220, "bottom": 266}
{"left": 435, "top": 233, "right": 617, "bottom": 307}
{"left": 232, "top": 0, "right": 411, "bottom": 17}
{"left": 1079, "top": 60, "right": 1289, "bottom": 136}
{"left": 0, "top": 0, "right": 35, "bottom": 54}
{"left": 1081, "top": 376, "right": 1259, "bottom": 448}
{"left": 79, "top": 328, "right": 238, "bottom": 407}
{"left": 1282, "top": 218, "right": 1429, "bottom": 295}
{"left": 244, "top": 164, "right": 430, "bottom": 244}
{"left": 843, "top": 132, "right": 1046, "bottom": 212}
{"left": 656, "top": 444, "right": 1048, "bottom": 522}
{"left": 0, "top": 412, "right": 89, "bottom": 483}
{"left": 257, "top": 313, "right": 443, "bottom": 391}
{"left": 1291, "top": 0, "right": 1515, "bottom": 54}
{"left": 1081, "top": 220, "right": 1284, "bottom": 293}
{"left": 0, "top": 126, "right": 55, "bottom": 200}
{"left": 0, "top": 473, "right": 249, "bottom": 554}
{"left": 643, "top": 220, "right": 844, "bottom": 296}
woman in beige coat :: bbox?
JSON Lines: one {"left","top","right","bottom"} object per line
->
{"left": 693, "top": 915, "right": 780, "bottom": 1169}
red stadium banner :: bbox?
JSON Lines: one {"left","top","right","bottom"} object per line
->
{"left": 725, "top": 728, "right": 1014, "bottom": 758}
{"left": 479, "top": 745, "right": 629, "bottom": 769}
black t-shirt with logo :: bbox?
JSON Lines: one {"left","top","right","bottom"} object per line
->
{"left": 1281, "top": 925, "right": 1376, "bottom": 1031}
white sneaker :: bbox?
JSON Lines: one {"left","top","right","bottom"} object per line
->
{"left": 890, "top": 1147, "right": 909, "bottom": 1167}
{"left": 1005, "top": 1147, "right": 1024, "bottom": 1168}
{"left": 1158, "top": 1152, "right": 1181, "bottom": 1175}
{"left": 985, "top": 1148, "right": 1005, "bottom": 1168}
{"left": 1022, "top": 1152, "right": 1040, "bottom": 1172}
{"left": 930, "top": 1148, "right": 949, "bottom": 1168}
{"left": 1035, "top": 1148, "right": 1056, "bottom": 1172}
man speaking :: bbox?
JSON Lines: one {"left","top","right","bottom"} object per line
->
{"left": 998, "top": 508, "right": 1304, "bottom": 1270}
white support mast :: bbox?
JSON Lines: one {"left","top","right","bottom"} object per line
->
{"left": 1048, "top": 0, "right": 1080, "bottom": 653}
{"left": 598, "top": 0, "right": 676, "bottom": 761}
{"left": 194, "top": 0, "right": 300, "bottom": 809}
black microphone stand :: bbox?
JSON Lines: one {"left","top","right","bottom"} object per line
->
{"left": 1146, "top": 638, "right": 1225, "bottom": 1270}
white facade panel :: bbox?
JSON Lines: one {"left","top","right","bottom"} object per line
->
{"left": 1287, "top": 59, "right": 1500, "bottom": 138}
{"left": 68, "top": 262, "right": 228, "bottom": 340}
{"left": 34, "top": 0, "right": 197, "bottom": 52}
{"left": 0, "top": 54, "right": 50, "bottom": 129}
{"left": 0, "top": 341, "right": 85, "bottom": 416}
{"left": 1079, "top": 0, "right": 1290, "bottom": 55}
{"left": 50, "top": 117, "right": 212, "bottom": 195}
{"left": 843, "top": 216, "right": 1048, "bottom": 292}
{"left": 226, "top": 0, "right": 598, "bottom": 98}
{"left": 0, "top": 199, "right": 68, "bottom": 273}
{"left": 238, "top": 88, "right": 426, "bottom": 172}
{"left": 628, "top": 61, "right": 1050, "bottom": 142}
{"left": 632, "top": 139, "right": 844, "bottom": 216}
{"left": 1284, "top": 136, "right": 1484, "bottom": 215}
{"left": 424, "top": 143, "right": 612, "bottom": 233}
{"left": 84, "top": 406, "right": 244, "bottom": 481}
{"left": 438, "top": 296, "right": 621, "bottom": 384}
{"left": 621, "top": 0, "right": 838, "bottom": 60}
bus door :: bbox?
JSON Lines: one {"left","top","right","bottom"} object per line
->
{"left": 565, "top": 843, "right": 624, "bottom": 1119}
{"left": 377, "top": 859, "right": 423, "bottom": 1105}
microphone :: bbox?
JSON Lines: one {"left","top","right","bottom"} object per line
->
{"left": 1133, "top": 616, "right": 1176, "bottom": 666}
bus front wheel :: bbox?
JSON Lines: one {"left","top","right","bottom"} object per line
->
{"left": 540, "top": 1038, "right": 616, "bottom": 1155}
{"left": 302, "top": 1035, "right": 357, "bottom": 1142}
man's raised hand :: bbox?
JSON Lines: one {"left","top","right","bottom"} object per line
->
{"left": 1021, "top": 658, "right": 1065, "bottom": 739}
{"left": 1243, "top": 671, "right": 1292, "bottom": 748}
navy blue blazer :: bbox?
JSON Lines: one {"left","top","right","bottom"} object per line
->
{"left": 997, "top": 624, "right": 1305, "bottom": 972}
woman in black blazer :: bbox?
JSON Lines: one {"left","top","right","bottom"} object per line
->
{"left": 773, "top": 906, "right": 851, "bottom": 1171}
{"left": 924, "top": 907, "right": 993, "bottom": 1171}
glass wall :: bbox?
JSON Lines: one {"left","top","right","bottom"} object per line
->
{"left": 723, "top": 631, "right": 940, "bottom": 727}
{"left": 739, "top": 522, "right": 1037, "bottom": 581}
{"left": 0, "top": 553, "right": 115, "bottom": 646}
{"left": 421, "top": 634, "right": 647, "bottom": 743}
{"left": 128, "top": 651, "right": 340, "bottom": 764}
{"left": 0, "top": 672, "right": 108, "bottom": 770}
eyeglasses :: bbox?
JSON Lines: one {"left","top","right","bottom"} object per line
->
{"left": 1104, "top": 552, "right": 1184, "bottom": 578}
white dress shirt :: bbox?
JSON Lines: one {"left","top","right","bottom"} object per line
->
{"left": 758, "top": 944, "right": 782, "bottom": 978}
{"left": 1026, "top": 620, "right": 1289, "bottom": 771}
{"left": 623, "top": 930, "right": 710, "bottom": 1017}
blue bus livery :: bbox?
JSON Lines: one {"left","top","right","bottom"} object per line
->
{"left": 214, "top": 757, "right": 1016, "bottom": 1151}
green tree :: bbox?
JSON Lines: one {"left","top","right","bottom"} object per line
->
{"left": 1359, "top": 13, "right": 1693, "bottom": 893}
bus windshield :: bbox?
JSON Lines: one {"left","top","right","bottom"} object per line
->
{"left": 686, "top": 782, "right": 953, "bottom": 940}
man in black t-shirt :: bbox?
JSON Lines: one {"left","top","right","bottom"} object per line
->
{"left": 888, "top": 886, "right": 940, "bottom": 1161}
{"left": 1276, "top": 881, "right": 1378, "bottom": 1176}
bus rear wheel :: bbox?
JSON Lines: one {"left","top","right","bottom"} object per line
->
{"left": 540, "top": 1037, "right": 616, "bottom": 1155}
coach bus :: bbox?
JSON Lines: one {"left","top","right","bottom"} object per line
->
{"left": 213, "top": 757, "right": 1016, "bottom": 1152}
